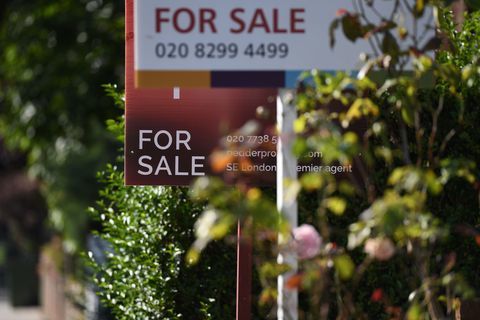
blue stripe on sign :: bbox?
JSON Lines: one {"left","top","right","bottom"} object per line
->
{"left": 284, "top": 71, "right": 303, "bottom": 88}
{"left": 286, "top": 70, "right": 360, "bottom": 88}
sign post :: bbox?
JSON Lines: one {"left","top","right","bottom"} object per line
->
{"left": 277, "top": 90, "right": 298, "bottom": 320}
{"left": 236, "top": 223, "right": 253, "bottom": 320}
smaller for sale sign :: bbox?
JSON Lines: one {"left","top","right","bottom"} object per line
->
{"left": 125, "top": 0, "right": 277, "bottom": 186}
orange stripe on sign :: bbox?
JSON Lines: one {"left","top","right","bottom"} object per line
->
{"left": 135, "top": 71, "right": 211, "bottom": 88}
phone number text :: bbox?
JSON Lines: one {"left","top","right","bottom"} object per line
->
{"left": 155, "top": 42, "right": 289, "bottom": 60}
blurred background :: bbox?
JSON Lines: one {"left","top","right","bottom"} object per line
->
{"left": 0, "top": 0, "right": 124, "bottom": 319}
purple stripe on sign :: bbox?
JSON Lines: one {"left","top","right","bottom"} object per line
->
{"left": 211, "top": 71, "right": 285, "bottom": 88}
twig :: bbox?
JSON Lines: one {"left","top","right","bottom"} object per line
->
{"left": 354, "top": 155, "right": 376, "bottom": 203}
{"left": 416, "top": 247, "right": 446, "bottom": 320}
{"left": 418, "top": 9, "right": 435, "bottom": 45}
{"left": 427, "top": 95, "right": 444, "bottom": 165}
{"left": 399, "top": 118, "right": 413, "bottom": 165}
{"left": 401, "top": 0, "right": 413, "bottom": 14}
{"left": 355, "top": 0, "right": 383, "bottom": 55}
{"left": 439, "top": 129, "right": 456, "bottom": 156}
{"left": 414, "top": 108, "right": 423, "bottom": 166}
{"left": 389, "top": 0, "right": 401, "bottom": 21}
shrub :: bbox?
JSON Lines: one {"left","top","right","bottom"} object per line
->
{"left": 88, "top": 165, "right": 237, "bottom": 320}
{"left": 190, "top": 4, "right": 480, "bottom": 320}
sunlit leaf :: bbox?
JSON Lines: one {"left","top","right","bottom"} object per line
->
{"left": 415, "top": 0, "right": 425, "bottom": 17}
{"left": 300, "top": 173, "right": 324, "bottom": 191}
{"left": 407, "top": 303, "right": 422, "bottom": 320}
{"left": 334, "top": 254, "right": 355, "bottom": 280}
{"left": 324, "top": 197, "right": 347, "bottom": 216}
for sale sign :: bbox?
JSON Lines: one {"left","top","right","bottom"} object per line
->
{"left": 125, "top": 0, "right": 277, "bottom": 186}
{"left": 133, "top": 0, "right": 375, "bottom": 88}
{"left": 135, "top": 1, "right": 322, "bottom": 71}
{"left": 126, "top": 0, "right": 428, "bottom": 185}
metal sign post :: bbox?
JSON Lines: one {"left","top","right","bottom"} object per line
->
{"left": 277, "top": 89, "right": 298, "bottom": 320}
{"left": 236, "top": 222, "right": 253, "bottom": 320}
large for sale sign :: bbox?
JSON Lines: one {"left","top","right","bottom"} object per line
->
{"left": 133, "top": 0, "right": 374, "bottom": 88}
{"left": 126, "top": 0, "right": 423, "bottom": 185}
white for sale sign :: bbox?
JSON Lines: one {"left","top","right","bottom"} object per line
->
{"left": 135, "top": 0, "right": 329, "bottom": 71}
{"left": 134, "top": 0, "right": 433, "bottom": 87}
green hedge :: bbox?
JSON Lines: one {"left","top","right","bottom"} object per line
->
{"left": 89, "top": 165, "right": 237, "bottom": 320}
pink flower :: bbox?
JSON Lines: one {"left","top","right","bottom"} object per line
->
{"left": 293, "top": 224, "right": 322, "bottom": 259}
{"left": 364, "top": 237, "right": 395, "bottom": 261}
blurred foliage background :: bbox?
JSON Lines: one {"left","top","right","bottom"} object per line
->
{"left": 186, "top": 3, "right": 480, "bottom": 320}
{"left": 0, "top": 0, "right": 241, "bottom": 318}
{"left": 0, "top": 0, "right": 124, "bottom": 252}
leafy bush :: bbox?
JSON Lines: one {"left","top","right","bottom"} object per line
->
{"left": 0, "top": 0, "right": 124, "bottom": 251}
{"left": 190, "top": 4, "right": 480, "bottom": 320}
{"left": 89, "top": 165, "right": 237, "bottom": 320}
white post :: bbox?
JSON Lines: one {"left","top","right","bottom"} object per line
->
{"left": 277, "top": 89, "right": 298, "bottom": 320}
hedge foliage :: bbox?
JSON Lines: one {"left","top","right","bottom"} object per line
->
{"left": 89, "top": 165, "right": 237, "bottom": 320}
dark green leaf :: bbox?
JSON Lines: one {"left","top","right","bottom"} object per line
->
{"left": 329, "top": 18, "right": 340, "bottom": 48}
{"left": 341, "top": 14, "right": 363, "bottom": 42}
{"left": 382, "top": 31, "right": 400, "bottom": 57}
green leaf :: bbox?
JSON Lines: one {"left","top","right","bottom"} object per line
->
{"left": 329, "top": 18, "right": 340, "bottom": 48}
{"left": 424, "top": 170, "right": 442, "bottom": 195}
{"left": 294, "top": 116, "right": 307, "bottom": 133}
{"left": 346, "top": 98, "right": 379, "bottom": 122}
{"left": 292, "top": 138, "right": 308, "bottom": 157}
{"left": 300, "top": 173, "right": 324, "bottom": 191}
{"left": 415, "top": 0, "right": 425, "bottom": 17}
{"left": 260, "top": 263, "right": 292, "bottom": 278}
{"left": 407, "top": 302, "right": 423, "bottom": 320}
{"left": 401, "top": 106, "right": 414, "bottom": 126}
{"left": 388, "top": 167, "right": 407, "bottom": 185}
{"left": 334, "top": 254, "right": 355, "bottom": 280}
{"left": 341, "top": 14, "right": 363, "bottom": 42}
{"left": 382, "top": 31, "right": 400, "bottom": 57}
{"left": 324, "top": 197, "right": 347, "bottom": 215}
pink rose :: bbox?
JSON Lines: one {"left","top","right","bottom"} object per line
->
{"left": 293, "top": 224, "right": 322, "bottom": 259}
{"left": 364, "top": 237, "right": 395, "bottom": 261}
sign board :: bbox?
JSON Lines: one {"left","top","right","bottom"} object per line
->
{"left": 133, "top": 0, "right": 378, "bottom": 88}
{"left": 127, "top": 0, "right": 434, "bottom": 185}
{"left": 125, "top": 0, "right": 277, "bottom": 186}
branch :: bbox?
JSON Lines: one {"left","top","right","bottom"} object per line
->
{"left": 439, "top": 129, "right": 456, "bottom": 156}
{"left": 399, "top": 119, "right": 413, "bottom": 165}
{"left": 416, "top": 247, "right": 446, "bottom": 320}
{"left": 427, "top": 95, "right": 444, "bottom": 165}
{"left": 389, "top": 0, "right": 401, "bottom": 21}
{"left": 418, "top": 10, "right": 435, "bottom": 45}
{"left": 354, "top": 0, "right": 383, "bottom": 55}
{"left": 414, "top": 109, "right": 423, "bottom": 166}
